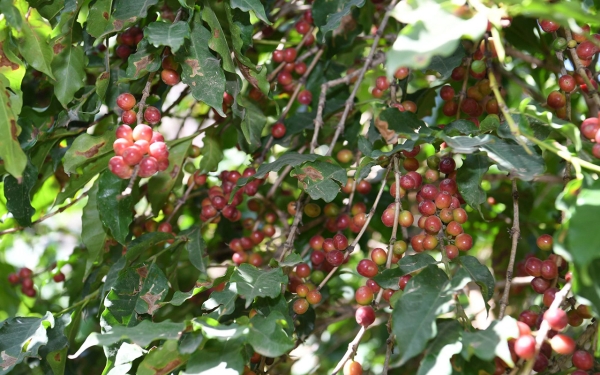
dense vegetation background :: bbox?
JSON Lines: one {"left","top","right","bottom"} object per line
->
{"left": 1, "top": 0, "right": 600, "bottom": 373}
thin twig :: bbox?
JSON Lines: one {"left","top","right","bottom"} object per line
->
{"left": 564, "top": 29, "right": 600, "bottom": 111}
{"left": 504, "top": 45, "right": 561, "bottom": 73}
{"left": 326, "top": 0, "right": 399, "bottom": 155}
{"left": 266, "top": 145, "right": 308, "bottom": 199}
{"left": 278, "top": 193, "right": 308, "bottom": 263}
{"left": 498, "top": 179, "right": 519, "bottom": 320}
{"left": 0, "top": 193, "right": 89, "bottom": 236}
{"left": 456, "top": 56, "right": 472, "bottom": 120}
{"left": 331, "top": 327, "right": 367, "bottom": 375}
{"left": 166, "top": 181, "right": 196, "bottom": 223}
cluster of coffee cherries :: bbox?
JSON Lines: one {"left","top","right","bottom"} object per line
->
{"left": 539, "top": 20, "right": 599, "bottom": 67}
{"left": 117, "top": 92, "right": 162, "bottom": 126}
{"left": 579, "top": 116, "right": 600, "bottom": 159}
{"left": 372, "top": 68, "right": 416, "bottom": 114}
{"left": 522, "top": 235, "right": 569, "bottom": 296}
{"left": 160, "top": 51, "right": 181, "bottom": 87}
{"left": 384, "top": 147, "right": 473, "bottom": 258}
{"left": 115, "top": 26, "right": 143, "bottom": 60}
{"left": 8, "top": 268, "right": 36, "bottom": 297}
{"left": 228, "top": 213, "right": 275, "bottom": 267}
{"left": 110, "top": 93, "right": 169, "bottom": 179}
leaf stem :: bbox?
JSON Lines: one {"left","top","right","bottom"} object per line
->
{"left": 53, "top": 289, "right": 100, "bottom": 317}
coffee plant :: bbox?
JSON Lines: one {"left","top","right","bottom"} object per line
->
{"left": 1, "top": 0, "right": 600, "bottom": 373}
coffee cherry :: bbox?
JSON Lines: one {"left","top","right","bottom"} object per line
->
{"left": 356, "top": 180, "right": 371, "bottom": 195}
{"left": 8, "top": 273, "right": 19, "bottom": 285}
{"left": 398, "top": 211, "right": 413, "bottom": 227}
{"left": 138, "top": 156, "right": 159, "bottom": 177}
{"left": 455, "top": 233, "right": 473, "bottom": 251}
{"left": 144, "top": 106, "right": 161, "bottom": 125}
{"left": 544, "top": 308, "right": 568, "bottom": 331}
{"left": 537, "top": 234, "right": 553, "bottom": 251}
{"left": 576, "top": 41, "right": 598, "bottom": 60}
{"left": 271, "top": 122, "right": 286, "bottom": 138}
{"left": 371, "top": 88, "right": 384, "bottom": 98}
{"left": 298, "top": 90, "right": 312, "bottom": 105}
{"left": 581, "top": 117, "right": 599, "bottom": 140}
{"left": 445, "top": 244, "right": 459, "bottom": 259}
{"left": 306, "top": 289, "right": 322, "bottom": 304}
{"left": 550, "top": 334, "right": 575, "bottom": 355}
{"left": 132, "top": 124, "right": 153, "bottom": 142}
{"left": 519, "top": 310, "right": 539, "bottom": 328}
{"left": 514, "top": 335, "right": 536, "bottom": 359}
{"left": 593, "top": 144, "right": 600, "bottom": 158}
{"left": 559, "top": 75, "right": 576, "bottom": 92}
{"left": 402, "top": 101, "right": 417, "bottom": 113}
{"left": 442, "top": 100, "right": 458, "bottom": 116}
{"left": 375, "top": 76, "right": 390, "bottom": 91}
{"left": 394, "top": 67, "right": 409, "bottom": 80}
{"left": 577, "top": 304, "right": 593, "bottom": 319}
{"left": 540, "top": 260, "right": 558, "bottom": 280}
{"left": 109, "top": 156, "right": 133, "bottom": 178}
{"left": 344, "top": 360, "right": 363, "bottom": 375}
{"left": 115, "top": 44, "right": 132, "bottom": 60}
{"left": 122, "top": 146, "right": 144, "bottom": 166}
{"left": 547, "top": 90, "right": 566, "bottom": 109}
{"left": 403, "top": 157, "right": 419, "bottom": 171}
{"left": 355, "top": 286, "right": 374, "bottom": 305}
{"left": 539, "top": 19, "right": 560, "bottom": 33}
{"left": 326, "top": 250, "right": 344, "bottom": 266}
{"left": 355, "top": 306, "right": 375, "bottom": 327}
{"left": 295, "top": 20, "right": 310, "bottom": 35}
{"left": 283, "top": 48, "right": 297, "bottom": 62}
{"left": 381, "top": 208, "right": 396, "bottom": 227}
{"left": 439, "top": 85, "right": 455, "bottom": 101}
{"left": 22, "top": 286, "right": 36, "bottom": 297}
{"left": 121, "top": 109, "right": 137, "bottom": 125}
{"left": 439, "top": 157, "right": 456, "bottom": 174}
{"left": 294, "top": 62, "right": 307, "bottom": 75}
{"left": 568, "top": 310, "right": 584, "bottom": 327}
{"left": 293, "top": 298, "right": 309, "bottom": 314}
{"left": 357, "top": 259, "right": 378, "bottom": 278}
{"left": 525, "top": 257, "right": 542, "bottom": 277}
{"left": 53, "top": 272, "right": 65, "bottom": 282}
{"left": 451, "top": 66, "right": 466, "bottom": 81}
{"left": 161, "top": 69, "right": 180, "bottom": 86}
{"left": 117, "top": 93, "right": 136, "bottom": 111}
{"left": 470, "top": 60, "right": 486, "bottom": 74}
{"left": 531, "top": 277, "right": 551, "bottom": 294}
{"left": 424, "top": 216, "right": 442, "bottom": 234}
{"left": 572, "top": 350, "right": 594, "bottom": 370}
{"left": 410, "top": 234, "right": 425, "bottom": 253}
{"left": 273, "top": 50, "right": 285, "bottom": 63}
{"left": 418, "top": 200, "right": 436, "bottom": 216}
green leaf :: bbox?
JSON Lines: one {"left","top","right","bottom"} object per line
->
{"left": 458, "top": 256, "right": 495, "bottom": 311}
{"left": 441, "top": 135, "right": 493, "bottom": 154}
{"left": 0, "top": 75, "right": 27, "bottom": 178}
{"left": 112, "top": 0, "right": 158, "bottom": 21}
{"left": 386, "top": 0, "right": 487, "bottom": 74}
{"left": 17, "top": 10, "right": 55, "bottom": 79}
{"left": 479, "top": 114, "right": 501, "bottom": 133}
{"left": 230, "top": 0, "right": 270, "bottom": 25}
{"left": 248, "top": 312, "right": 295, "bottom": 357}
{"left": 238, "top": 95, "right": 267, "bottom": 152}
{"left": 97, "top": 170, "right": 134, "bottom": 245}
{"left": 231, "top": 264, "right": 288, "bottom": 308}
{"left": 379, "top": 107, "right": 425, "bottom": 140}
{"left": 197, "top": 135, "right": 223, "bottom": 174}
{"left": 481, "top": 137, "right": 545, "bottom": 181}
{"left": 103, "top": 263, "right": 170, "bottom": 326}
{"left": 138, "top": 340, "right": 189, "bottom": 375}
{"left": 183, "top": 337, "right": 246, "bottom": 375}
{"left": 423, "top": 45, "right": 466, "bottom": 81}
{"left": 373, "top": 253, "right": 438, "bottom": 289}
{"left": 51, "top": 45, "right": 86, "bottom": 107}
{"left": 0, "top": 312, "right": 54, "bottom": 374}
{"left": 456, "top": 153, "right": 490, "bottom": 211}
{"left": 96, "top": 71, "right": 110, "bottom": 101}
{"left": 81, "top": 180, "right": 109, "bottom": 276}
{"left": 202, "top": 5, "right": 235, "bottom": 73}
{"left": 443, "top": 120, "right": 479, "bottom": 136}
{"left": 144, "top": 21, "right": 191, "bottom": 53}
{"left": 70, "top": 320, "right": 184, "bottom": 358}
{"left": 224, "top": 4, "right": 255, "bottom": 67}
{"left": 315, "top": 0, "right": 366, "bottom": 39}
{"left": 0, "top": 0, "right": 21, "bottom": 30}
{"left": 124, "top": 232, "right": 174, "bottom": 262}
{"left": 3, "top": 162, "right": 37, "bottom": 227}
{"left": 147, "top": 137, "right": 192, "bottom": 215}
{"left": 175, "top": 14, "right": 226, "bottom": 116}
{"left": 279, "top": 253, "right": 303, "bottom": 267}
{"left": 237, "top": 152, "right": 319, "bottom": 186}
{"left": 392, "top": 265, "right": 459, "bottom": 366}
{"left": 87, "top": 0, "right": 113, "bottom": 38}
{"left": 291, "top": 158, "right": 348, "bottom": 202}
{"left": 55, "top": 153, "right": 111, "bottom": 205}
{"left": 461, "top": 316, "right": 519, "bottom": 367}
{"left": 182, "top": 225, "right": 208, "bottom": 274}
{"left": 125, "top": 41, "right": 162, "bottom": 80}
{"left": 358, "top": 136, "right": 373, "bottom": 156}
{"left": 202, "top": 283, "right": 238, "bottom": 320}
{"left": 417, "top": 320, "right": 462, "bottom": 375}
{"left": 355, "top": 157, "right": 376, "bottom": 182}
{"left": 63, "top": 131, "right": 116, "bottom": 174}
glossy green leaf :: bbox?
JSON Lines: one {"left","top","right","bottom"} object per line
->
{"left": 443, "top": 120, "right": 479, "bottom": 136}
{"left": 0, "top": 75, "right": 27, "bottom": 179}
{"left": 237, "top": 153, "right": 319, "bottom": 187}
{"left": 373, "top": 253, "right": 438, "bottom": 289}
{"left": 81, "top": 180, "right": 109, "bottom": 276}
{"left": 3, "top": 162, "right": 37, "bottom": 227}
{"left": 379, "top": 108, "right": 425, "bottom": 140}
{"left": 392, "top": 265, "right": 458, "bottom": 366}
{"left": 112, "top": 0, "right": 158, "bottom": 21}
{"left": 479, "top": 114, "right": 501, "bottom": 133}
{"left": 238, "top": 96, "right": 267, "bottom": 152}
{"left": 314, "top": 0, "right": 366, "bottom": 39}
{"left": 183, "top": 337, "right": 246, "bottom": 375}
{"left": 144, "top": 21, "right": 190, "bottom": 53}
{"left": 0, "top": 312, "right": 54, "bottom": 374}
{"left": 97, "top": 170, "right": 133, "bottom": 245}
{"left": 0, "top": 0, "right": 21, "bottom": 29}
{"left": 182, "top": 225, "right": 207, "bottom": 274}
{"left": 441, "top": 135, "right": 493, "bottom": 154}
{"left": 63, "top": 131, "right": 116, "bottom": 174}
{"left": 125, "top": 41, "right": 162, "bottom": 80}
{"left": 175, "top": 14, "right": 226, "bottom": 116}
{"left": 87, "top": 0, "right": 113, "bottom": 38}
{"left": 456, "top": 153, "right": 490, "bottom": 211}
{"left": 231, "top": 264, "right": 288, "bottom": 308}
{"left": 230, "top": 0, "right": 270, "bottom": 25}
{"left": 17, "top": 9, "right": 55, "bottom": 79}
{"left": 202, "top": 5, "right": 235, "bottom": 73}
{"left": 138, "top": 340, "right": 189, "bottom": 375}
{"left": 51, "top": 45, "right": 86, "bottom": 107}
{"left": 458, "top": 256, "right": 495, "bottom": 302}
{"left": 292, "top": 158, "right": 348, "bottom": 202}
{"left": 248, "top": 311, "right": 295, "bottom": 357}
{"left": 423, "top": 45, "right": 465, "bottom": 81}
{"left": 417, "top": 320, "right": 462, "bottom": 375}
{"left": 461, "top": 316, "right": 519, "bottom": 367}
{"left": 202, "top": 283, "right": 238, "bottom": 320}
{"left": 55, "top": 153, "right": 111, "bottom": 205}
{"left": 124, "top": 231, "right": 174, "bottom": 262}
{"left": 481, "top": 137, "right": 545, "bottom": 181}
{"left": 70, "top": 320, "right": 185, "bottom": 358}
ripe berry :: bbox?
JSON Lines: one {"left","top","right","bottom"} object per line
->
{"left": 403, "top": 157, "right": 419, "bottom": 171}
{"left": 356, "top": 180, "right": 371, "bottom": 195}
{"left": 344, "top": 360, "right": 363, "bottom": 375}
{"left": 295, "top": 20, "right": 310, "bottom": 35}
{"left": 550, "top": 334, "right": 575, "bottom": 355}
{"left": 398, "top": 211, "right": 413, "bottom": 227}
{"left": 558, "top": 75, "right": 576, "bottom": 92}
{"left": 122, "top": 146, "right": 144, "bottom": 166}
{"left": 424, "top": 216, "right": 442, "bottom": 234}
{"left": 375, "top": 76, "right": 390, "bottom": 90}
{"left": 144, "top": 106, "right": 162, "bottom": 125}
{"left": 544, "top": 308, "right": 568, "bottom": 331}
{"left": 371, "top": 248, "right": 387, "bottom": 266}
{"left": 519, "top": 310, "right": 539, "bottom": 328}
{"left": 357, "top": 259, "right": 378, "bottom": 278}
{"left": 576, "top": 41, "right": 598, "bottom": 60}
{"left": 525, "top": 257, "right": 542, "bottom": 277}
{"left": 381, "top": 208, "right": 396, "bottom": 227}
{"left": 138, "top": 156, "right": 159, "bottom": 178}
{"left": 293, "top": 298, "right": 309, "bottom": 314}
{"left": 326, "top": 250, "right": 344, "bottom": 266}
{"left": 581, "top": 117, "right": 600, "bottom": 140}
{"left": 440, "top": 85, "right": 455, "bottom": 101}
{"left": 109, "top": 156, "right": 133, "bottom": 178}
{"left": 273, "top": 50, "right": 284, "bottom": 63}
{"left": 455, "top": 233, "right": 473, "bottom": 251}
{"left": 439, "top": 157, "right": 456, "bottom": 174}
{"left": 355, "top": 306, "right": 375, "bottom": 327}
{"left": 117, "top": 93, "right": 136, "bottom": 111}
{"left": 271, "top": 122, "right": 286, "bottom": 139}
{"left": 333, "top": 233, "right": 348, "bottom": 250}
{"left": 294, "top": 62, "right": 307, "bottom": 75}
{"left": 539, "top": 19, "right": 560, "bottom": 33}
{"left": 122, "top": 110, "right": 137, "bottom": 125}
{"left": 115, "top": 44, "right": 132, "bottom": 60}
{"left": 410, "top": 234, "right": 426, "bottom": 252}
{"left": 161, "top": 69, "right": 180, "bottom": 86}
{"left": 132, "top": 124, "right": 153, "bottom": 142}
{"left": 546, "top": 91, "right": 566, "bottom": 109}
{"left": 540, "top": 260, "right": 558, "bottom": 280}
{"left": 537, "top": 234, "right": 553, "bottom": 251}
{"left": 372, "top": 88, "right": 384, "bottom": 98}
{"left": 8, "top": 273, "right": 19, "bottom": 285}
{"left": 572, "top": 350, "right": 594, "bottom": 370}
{"left": 442, "top": 100, "right": 458, "bottom": 116}
{"left": 394, "top": 67, "right": 409, "bottom": 80}
{"left": 514, "top": 335, "right": 536, "bottom": 359}
{"left": 298, "top": 90, "right": 312, "bottom": 105}
{"left": 283, "top": 48, "right": 297, "bottom": 63}
{"left": 306, "top": 289, "right": 322, "bottom": 304}
{"left": 355, "top": 286, "right": 374, "bottom": 305}
{"left": 531, "top": 276, "right": 551, "bottom": 294}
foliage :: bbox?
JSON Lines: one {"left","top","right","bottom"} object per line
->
{"left": 0, "top": 0, "right": 599, "bottom": 374}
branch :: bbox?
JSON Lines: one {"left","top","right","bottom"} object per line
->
{"left": 277, "top": 193, "right": 308, "bottom": 263}
{"left": 331, "top": 327, "right": 367, "bottom": 375}
{"left": 498, "top": 179, "right": 520, "bottom": 319}
{"left": 136, "top": 71, "right": 157, "bottom": 124}
{"left": 326, "top": 0, "right": 400, "bottom": 155}
{"left": 455, "top": 56, "right": 472, "bottom": 120}
{"left": 504, "top": 45, "right": 561, "bottom": 73}
{"left": 0, "top": 192, "right": 89, "bottom": 237}
{"left": 166, "top": 180, "right": 196, "bottom": 223}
